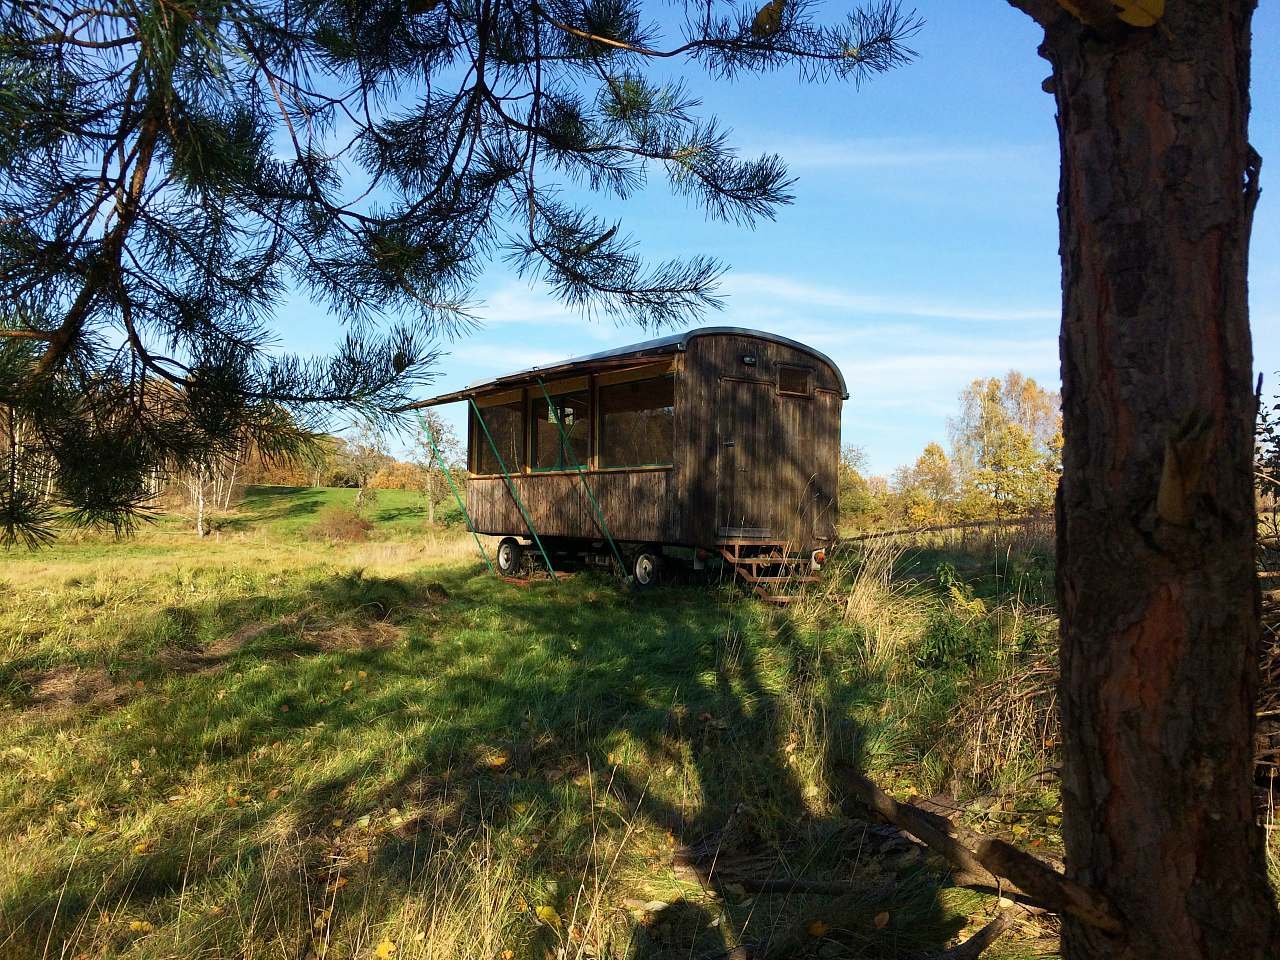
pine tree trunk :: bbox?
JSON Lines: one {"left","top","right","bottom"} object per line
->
{"left": 1028, "top": 2, "right": 1277, "bottom": 956}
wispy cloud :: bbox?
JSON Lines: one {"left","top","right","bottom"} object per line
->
{"left": 720, "top": 273, "right": 1058, "bottom": 324}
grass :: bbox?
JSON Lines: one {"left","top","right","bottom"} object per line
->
{"left": 0, "top": 487, "right": 1063, "bottom": 959}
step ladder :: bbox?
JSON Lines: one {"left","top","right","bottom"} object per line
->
{"left": 717, "top": 539, "right": 820, "bottom": 605}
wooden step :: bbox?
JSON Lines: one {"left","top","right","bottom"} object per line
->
{"left": 742, "top": 574, "right": 820, "bottom": 584}
{"left": 718, "top": 550, "right": 798, "bottom": 566}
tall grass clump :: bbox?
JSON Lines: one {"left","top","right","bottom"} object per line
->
{"left": 786, "top": 530, "right": 1060, "bottom": 802}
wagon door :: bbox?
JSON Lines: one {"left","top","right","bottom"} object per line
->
{"left": 715, "top": 378, "right": 776, "bottom": 538}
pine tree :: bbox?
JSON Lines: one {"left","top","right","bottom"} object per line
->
{"left": 0, "top": 0, "right": 921, "bottom": 545}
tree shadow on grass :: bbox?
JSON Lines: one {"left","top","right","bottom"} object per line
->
{"left": 2, "top": 567, "right": 990, "bottom": 959}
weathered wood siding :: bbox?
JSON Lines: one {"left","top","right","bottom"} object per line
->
{"left": 468, "top": 470, "right": 678, "bottom": 543}
{"left": 681, "top": 334, "right": 841, "bottom": 550}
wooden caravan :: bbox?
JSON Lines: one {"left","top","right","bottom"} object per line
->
{"left": 407, "top": 327, "right": 846, "bottom": 590}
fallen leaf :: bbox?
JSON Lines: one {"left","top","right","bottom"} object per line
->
{"left": 807, "top": 919, "right": 830, "bottom": 937}
{"left": 535, "top": 904, "right": 561, "bottom": 929}
{"left": 874, "top": 911, "right": 890, "bottom": 929}
{"left": 127, "top": 919, "right": 154, "bottom": 933}
{"left": 327, "top": 876, "right": 348, "bottom": 893}
{"left": 374, "top": 940, "right": 396, "bottom": 959}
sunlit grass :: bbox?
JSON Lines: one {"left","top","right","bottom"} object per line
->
{"left": 0, "top": 487, "right": 1062, "bottom": 959}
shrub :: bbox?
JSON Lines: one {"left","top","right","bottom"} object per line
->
{"left": 436, "top": 499, "right": 467, "bottom": 528}
{"left": 311, "top": 504, "right": 374, "bottom": 542}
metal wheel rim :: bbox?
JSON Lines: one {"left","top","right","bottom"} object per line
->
{"left": 635, "top": 554, "right": 656, "bottom": 585}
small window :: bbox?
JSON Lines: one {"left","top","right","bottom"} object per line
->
{"left": 471, "top": 399, "right": 525, "bottom": 474}
{"left": 531, "top": 389, "right": 590, "bottom": 470}
{"left": 778, "top": 364, "right": 812, "bottom": 396}
{"left": 598, "top": 375, "right": 675, "bottom": 468}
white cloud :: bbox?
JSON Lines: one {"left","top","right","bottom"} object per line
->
{"left": 720, "top": 273, "right": 1058, "bottom": 324}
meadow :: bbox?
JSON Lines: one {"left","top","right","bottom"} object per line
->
{"left": 0, "top": 487, "right": 1068, "bottom": 960}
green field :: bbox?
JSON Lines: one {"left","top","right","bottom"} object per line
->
{"left": 0, "top": 487, "right": 1063, "bottom": 959}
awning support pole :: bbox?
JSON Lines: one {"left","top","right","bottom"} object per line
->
{"left": 536, "top": 378, "right": 627, "bottom": 577}
{"left": 468, "top": 397, "right": 558, "bottom": 583}
{"left": 415, "top": 412, "right": 495, "bottom": 576}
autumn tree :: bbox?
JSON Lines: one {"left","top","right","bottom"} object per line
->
{"left": 1004, "top": 2, "right": 1278, "bottom": 957}
{"left": 411, "top": 408, "right": 464, "bottom": 526}
{"left": 950, "top": 373, "right": 1060, "bottom": 518}
{"left": 891, "top": 441, "right": 955, "bottom": 525}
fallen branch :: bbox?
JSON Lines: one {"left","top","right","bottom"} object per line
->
{"left": 922, "top": 911, "right": 1013, "bottom": 960}
{"left": 835, "top": 766, "right": 1121, "bottom": 934}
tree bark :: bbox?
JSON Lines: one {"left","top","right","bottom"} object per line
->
{"left": 1016, "top": 2, "right": 1278, "bottom": 957}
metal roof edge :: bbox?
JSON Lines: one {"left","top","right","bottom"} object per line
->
{"left": 398, "top": 326, "right": 849, "bottom": 411}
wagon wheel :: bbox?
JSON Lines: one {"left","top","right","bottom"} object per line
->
{"left": 496, "top": 537, "right": 524, "bottom": 577}
{"left": 631, "top": 550, "right": 662, "bottom": 589}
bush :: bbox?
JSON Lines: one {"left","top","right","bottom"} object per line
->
{"left": 436, "top": 498, "right": 467, "bottom": 528}
{"left": 311, "top": 504, "right": 374, "bottom": 542}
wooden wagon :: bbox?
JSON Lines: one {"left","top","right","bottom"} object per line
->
{"left": 406, "top": 327, "right": 847, "bottom": 594}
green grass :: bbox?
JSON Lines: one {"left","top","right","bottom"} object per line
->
{"left": 0, "top": 487, "right": 1061, "bottom": 959}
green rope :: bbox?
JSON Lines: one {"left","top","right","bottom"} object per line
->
{"left": 416, "top": 412, "right": 495, "bottom": 576}
{"left": 468, "top": 397, "right": 558, "bottom": 583}
{"left": 536, "top": 378, "right": 627, "bottom": 576}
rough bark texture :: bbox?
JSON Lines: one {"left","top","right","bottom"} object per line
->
{"left": 1027, "top": 2, "right": 1279, "bottom": 957}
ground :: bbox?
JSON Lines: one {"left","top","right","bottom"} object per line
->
{"left": 0, "top": 487, "right": 1071, "bottom": 959}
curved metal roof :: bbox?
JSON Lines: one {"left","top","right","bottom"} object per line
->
{"left": 402, "top": 326, "right": 848, "bottom": 410}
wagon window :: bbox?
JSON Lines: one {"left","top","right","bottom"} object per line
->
{"left": 778, "top": 364, "right": 812, "bottom": 396}
{"left": 531, "top": 389, "right": 590, "bottom": 470}
{"left": 598, "top": 375, "right": 675, "bottom": 468}
{"left": 471, "top": 399, "right": 525, "bottom": 475}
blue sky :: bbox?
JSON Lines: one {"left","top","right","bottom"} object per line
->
{"left": 274, "top": 2, "right": 1280, "bottom": 476}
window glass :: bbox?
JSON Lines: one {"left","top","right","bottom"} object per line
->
{"left": 531, "top": 390, "right": 590, "bottom": 470}
{"left": 598, "top": 375, "right": 675, "bottom": 468}
{"left": 778, "top": 364, "right": 812, "bottom": 396}
{"left": 471, "top": 400, "right": 525, "bottom": 474}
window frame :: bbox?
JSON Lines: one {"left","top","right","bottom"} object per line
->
{"left": 529, "top": 376, "right": 591, "bottom": 473}
{"left": 777, "top": 363, "right": 814, "bottom": 397}
{"left": 595, "top": 368, "right": 677, "bottom": 472}
{"left": 469, "top": 389, "right": 527, "bottom": 476}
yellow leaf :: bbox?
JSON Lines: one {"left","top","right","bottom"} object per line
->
{"left": 328, "top": 876, "right": 348, "bottom": 892}
{"left": 501, "top": 952, "right": 514, "bottom": 960}
{"left": 750, "top": 0, "right": 785, "bottom": 38}
{"left": 358, "top": 670, "right": 368, "bottom": 679}
{"left": 374, "top": 940, "right": 397, "bottom": 959}
{"left": 127, "top": 920, "right": 154, "bottom": 933}
{"left": 1114, "top": 0, "right": 1163, "bottom": 27}
{"left": 873, "top": 911, "right": 890, "bottom": 929}
{"left": 132, "top": 841, "right": 151, "bottom": 855}
{"left": 806, "top": 919, "right": 831, "bottom": 937}
{"left": 535, "top": 905, "right": 561, "bottom": 929}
